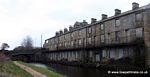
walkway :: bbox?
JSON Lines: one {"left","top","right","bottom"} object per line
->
{"left": 13, "top": 61, "right": 47, "bottom": 77}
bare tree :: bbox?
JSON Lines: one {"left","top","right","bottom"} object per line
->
{"left": 1, "top": 43, "right": 9, "bottom": 50}
{"left": 21, "top": 35, "right": 33, "bottom": 50}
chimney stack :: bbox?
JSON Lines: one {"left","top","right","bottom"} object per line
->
{"left": 132, "top": 2, "right": 139, "bottom": 10}
{"left": 91, "top": 18, "right": 97, "bottom": 23}
{"left": 55, "top": 31, "right": 59, "bottom": 36}
{"left": 101, "top": 14, "right": 108, "bottom": 20}
{"left": 64, "top": 28, "right": 68, "bottom": 33}
{"left": 59, "top": 30, "right": 63, "bottom": 35}
{"left": 115, "top": 9, "right": 121, "bottom": 16}
{"left": 69, "top": 26, "right": 73, "bottom": 31}
{"left": 82, "top": 20, "right": 88, "bottom": 26}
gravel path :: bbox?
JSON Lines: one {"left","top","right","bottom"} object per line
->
{"left": 13, "top": 61, "right": 47, "bottom": 77}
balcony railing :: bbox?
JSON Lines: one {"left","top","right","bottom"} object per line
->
{"left": 103, "top": 35, "right": 144, "bottom": 46}
{"left": 44, "top": 34, "right": 144, "bottom": 51}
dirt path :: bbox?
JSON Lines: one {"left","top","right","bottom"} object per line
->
{"left": 13, "top": 61, "right": 47, "bottom": 77}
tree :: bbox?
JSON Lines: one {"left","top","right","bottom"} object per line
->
{"left": 13, "top": 46, "right": 25, "bottom": 51}
{"left": 1, "top": 43, "right": 9, "bottom": 50}
{"left": 21, "top": 35, "right": 33, "bottom": 50}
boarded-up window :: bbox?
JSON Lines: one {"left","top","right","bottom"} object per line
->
{"left": 125, "top": 29, "right": 130, "bottom": 41}
{"left": 115, "top": 31, "right": 120, "bottom": 41}
{"left": 79, "top": 30, "right": 81, "bottom": 36}
{"left": 100, "top": 24, "right": 104, "bottom": 30}
{"left": 71, "top": 33, "right": 73, "bottom": 38}
{"left": 136, "top": 28, "right": 143, "bottom": 37}
{"left": 102, "top": 50, "right": 107, "bottom": 58}
{"left": 79, "top": 39, "right": 81, "bottom": 45}
{"left": 96, "top": 54, "right": 100, "bottom": 61}
{"left": 89, "top": 51, "right": 93, "bottom": 57}
{"left": 136, "top": 13, "right": 142, "bottom": 22}
{"left": 88, "top": 27, "right": 92, "bottom": 33}
{"left": 110, "top": 49, "right": 115, "bottom": 59}
{"left": 88, "top": 37, "right": 92, "bottom": 44}
{"left": 71, "top": 41, "right": 74, "bottom": 46}
{"left": 115, "top": 19, "right": 120, "bottom": 27}
{"left": 118, "top": 48, "right": 124, "bottom": 58}
{"left": 65, "top": 42, "right": 67, "bottom": 47}
{"left": 101, "top": 35, "right": 104, "bottom": 43}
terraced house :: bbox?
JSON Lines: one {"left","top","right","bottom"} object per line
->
{"left": 43, "top": 2, "right": 150, "bottom": 66}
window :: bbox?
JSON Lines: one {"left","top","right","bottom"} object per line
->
{"left": 115, "top": 19, "right": 120, "bottom": 27}
{"left": 118, "top": 48, "right": 124, "bottom": 58}
{"left": 71, "top": 33, "right": 73, "bottom": 38}
{"left": 88, "top": 37, "right": 92, "bottom": 44}
{"left": 100, "top": 24, "right": 104, "bottom": 30}
{"left": 88, "top": 27, "right": 92, "bottom": 33}
{"left": 107, "top": 33, "right": 110, "bottom": 43}
{"left": 102, "top": 50, "right": 107, "bottom": 58}
{"left": 101, "top": 35, "right": 104, "bottom": 43}
{"left": 79, "top": 30, "right": 81, "bottom": 36}
{"left": 46, "top": 40, "right": 48, "bottom": 43}
{"left": 115, "top": 31, "right": 120, "bottom": 41}
{"left": 79, "top": 39, "right": 81, "bottom": 45}
{"left": 55, "top": 45, "right": 57, "bottom": 48}
{"left": 71, "top": 41, "right": 74, "bottom": 46}
{"left": 136, "top": 28, "right": 143, "bottom": 37}
{"left": 59, "top": 43, "right": 61, "bottom": 47}
{"left": 96, "top": 54, "right": 100, "bottom": 61}
{"left": 125, "top": 29, "right": 130, "bottom": 42}
{"left": 89, "top": 51, "right": 93, "bottom": 57}
{"left": 65, "top": 42, "right": 67, "bottom": 47}
{"left": 136, "top": 13, "right": 142, "bottom": 22}
{"left": 110, "top": 50, "right": 115, "bottom": 59}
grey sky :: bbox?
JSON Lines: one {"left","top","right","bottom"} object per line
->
{"left": 0, "top": 0, "right": 149, "bottom": 50}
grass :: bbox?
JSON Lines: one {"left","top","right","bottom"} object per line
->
{"left": 18, "top": 61, "right": 66, "bottom": 77}
{"left": 0, "top": 61, "right": 33, "bottom": 77}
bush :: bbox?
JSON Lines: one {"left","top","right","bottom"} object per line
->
{"left": 0, "top": 53, "right": 10, "bottom": 64}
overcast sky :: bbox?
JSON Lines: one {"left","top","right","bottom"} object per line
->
{"left": 0, "top": 0, "right": 149, "bottom": 50}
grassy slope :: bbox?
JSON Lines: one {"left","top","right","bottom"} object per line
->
{"left": 18, "top": 61, "right": 66, "bottom": 77}
{"left": 0, "top": 61, "right": 33, "bottom": 77}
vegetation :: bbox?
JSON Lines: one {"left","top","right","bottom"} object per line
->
{"left": 1, "top": 43, "right": 9, "bottom": 50}
{"left": 18, "top": 61, "right": 66, "bottom": 77}
{"left": 0, "top": 61, "right": 33, "bottom": 77}
{"left": 21, "top": 35, "right": 34, "bottom": 50}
